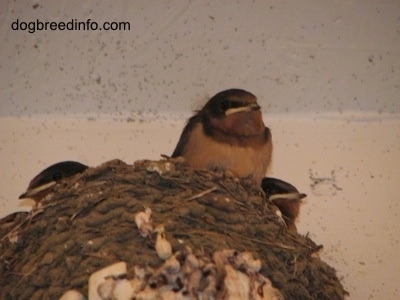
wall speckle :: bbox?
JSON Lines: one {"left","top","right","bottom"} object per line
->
{"left": 308, "top": 169, "right": 343, "bottom": 196}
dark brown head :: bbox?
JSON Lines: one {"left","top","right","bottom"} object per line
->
{"left": 262, "top": 177, "right": 307, "bottom": 230}
{"left": 19, "top": 161, "right": 88, "bottom": 203}
{"left": 201, "top": 89, "right": 266, "bottom": 139}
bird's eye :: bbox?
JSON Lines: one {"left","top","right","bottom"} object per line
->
{"left": 263, "top": 187, "right": 272, "bottom": 196}
{"left": 219, "top": 100, "right": 231, "bottom": 111}
{"left": 52, "top": 172, "right": 63, "bottom": 181}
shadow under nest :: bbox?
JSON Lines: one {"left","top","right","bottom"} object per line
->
{"left": 0, "top": 158, "right": 347, "bottom": 299}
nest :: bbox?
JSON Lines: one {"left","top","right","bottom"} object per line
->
{"left": 0, "top": 158, "right": 347, "bottom": 299}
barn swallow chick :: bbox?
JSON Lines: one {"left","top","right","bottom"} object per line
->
{"left": 261, "top": 177, "right": 307, "bottom": 231}
{"left": 19, "top": 161, "right": 88, "bottom": 204}
{"left": 172, "top": 89, "right": 272, "bottom": 185}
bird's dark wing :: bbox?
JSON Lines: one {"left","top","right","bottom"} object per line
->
{"left": 171, "top": 114, "right": 201, "bottom": 157}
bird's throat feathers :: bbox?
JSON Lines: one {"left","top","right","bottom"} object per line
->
{"left": 202, "top": 112, "right": 269, "bottom": 148}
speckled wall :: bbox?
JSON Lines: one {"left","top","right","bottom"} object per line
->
{"left": 0, "top": 1, "right": 399, "bottom": 299}
{"left": 1, "top": 0, "right": 399, "bottom": 117}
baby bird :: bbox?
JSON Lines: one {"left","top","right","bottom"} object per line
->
{"left": 172, "top": 89, "right": 272, "bottom": 185}
{"left": 262, "top": 177, "right": 306, "bottom": 231}
{"left": 19, "top": 161, "right": 88, "bottom": 204}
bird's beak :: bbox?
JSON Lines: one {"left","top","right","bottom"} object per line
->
{"left": 269, "top": 192, "right": 307, "bottom": 202}
{"left": 225, "top": 103, "right": 261, "bottom": 116}
{"left": 19, "top": 181, "right": 57, "bottom": 199}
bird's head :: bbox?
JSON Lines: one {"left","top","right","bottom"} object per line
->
{"left": 201, "top": 89, "right": 265, "bottom": 137}
{"left": 261, "top": 177, "right": 307, "bottom": 223}
{"left": 19, "top": 161, "right": 88, "bottom": 202}
{"left": 262, "top": 177, "right": 307, "bottom": 203}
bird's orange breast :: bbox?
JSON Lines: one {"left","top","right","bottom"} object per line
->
{"left": 180, "top": 123, "right": 272, "bottom": 185}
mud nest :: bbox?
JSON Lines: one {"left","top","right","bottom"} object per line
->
{"left": 0, "top": 158, "right": 346, "bottom": 299}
